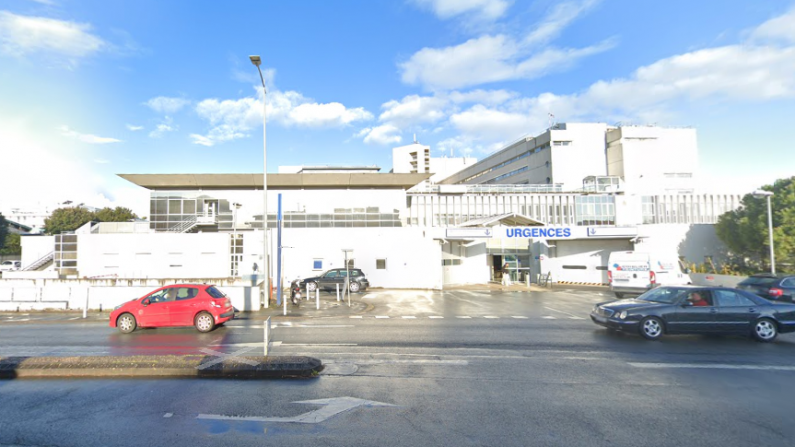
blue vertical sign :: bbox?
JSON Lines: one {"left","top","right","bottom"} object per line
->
{"left": 276, "top": 194, "right": 282, "bottom": 306}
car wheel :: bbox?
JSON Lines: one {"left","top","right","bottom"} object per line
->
{"left": 117, "top": 313, "right": 137, "bottom": 334}
{"left": 752, "top": 318, "right": 778, "bottom": 342}
{"left": 306, "top": 282, "right": 318, "bottom": 293}
{"left": 639, "top": 316, "right": 664, "bottom": 341}
{"left": 349, "top": 281, "right": 361, "bottom": 293}
{"left": 194, "top": 311, "right": 215, "bottom": 333}
{"left": 614, "top": 292, "right": 624, "bottom": 298}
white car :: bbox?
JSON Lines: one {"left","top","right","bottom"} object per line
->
{"left": 0, "top": 260, "right": 21, "bottom": 272}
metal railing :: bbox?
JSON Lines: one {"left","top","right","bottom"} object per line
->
{"left": 23, "top": 251, "right": 54, "bottom": 271}
{"left": 408, "top": 183, "right": 565, "bottom": 194}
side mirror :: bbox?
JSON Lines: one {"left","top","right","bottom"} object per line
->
{"left": 142, "top": 299, "right": 150, "bottom": 306}
{"left": 684, "top": 268, "right": 692, "bottom": 274}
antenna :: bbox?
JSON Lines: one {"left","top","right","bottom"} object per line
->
{"left": 413, "top": 133, "right": 417, "bottom": 144}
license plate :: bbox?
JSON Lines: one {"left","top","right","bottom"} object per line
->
{"left": 593, "top": 315, "right": 607, "bottom": 323}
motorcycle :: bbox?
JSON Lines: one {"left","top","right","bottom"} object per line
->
{"left": 290, "top": 279, "right": 302, "bottom": 305}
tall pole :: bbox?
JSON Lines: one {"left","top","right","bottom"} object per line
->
{"left": 250, "top": 55, "right": 270, "bottom": 307}
{"left": 766, "top": 195, "right": 775, "bottom": 275}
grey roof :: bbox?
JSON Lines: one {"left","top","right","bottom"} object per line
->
{"left": 457, "top": 213, "right": 545, "bottom": 227}
{"left": 118, "top": 173, "right": 432, "bottom": 190}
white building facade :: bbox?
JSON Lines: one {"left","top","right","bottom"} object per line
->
{"left": 13, "top": 123, "right": 745, "bottom": 289}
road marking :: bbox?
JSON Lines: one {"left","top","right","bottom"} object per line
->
{"left": 511, "top": 316, "right": 528, "bottom": 319}
{"left": 428, "top": 316, "right": 444, "bottom": 319}
{"left": 483, "top": 316, "right": 499, "bottom": 319}
{"left": 163, "top": 413, "right": 173, "bottom": 418}
{"left": 362, "top": 293, "right": 378, "bottom": 299}
{"left": 375, "top": 316, "right": 390, "bottom": 319}
{"left": 275, "top": 324, "right": 355, "bottom": 328}
{"left": 349, "top": 316, "right": 363, "bottom": 319}
{"left": 629, "top": 363, "right": 795, "bottom": 371}
{"left": 197, "top": 397, "right": 396, "bottom": 424}
{"left": 456, "top": 316, "right": 472, "bottom": 319}
{"left": 543, "top": 306, "right": 585, "bottom": 320}
{"left": 542, "top": 316, "right": 557, "bottom": 319}
{"left": 330, "top": 359, "right": 468, "bottom": 366}
{"left": 402, "top": 316, "right": 416, "bottom": 319}
{"left": 282, "top": 343, "right": 357, "bottom": 347}
{"left": 69, "top": 317, "right": 80, "bottom": 320}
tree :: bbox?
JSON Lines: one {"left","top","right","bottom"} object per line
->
{"left": 94, "top": 207, "right": 138, "bottom": 222}
{"left": 716, "top": 176, "right": 795, "bottom": 273}
{"left": 0, "top": 212, "right": 7, "bottom": 249}
{"left": 43, "top": 207, "right": 97, "bottom": 235}
{"left": 0, "top": 233, "right": 21, "bottom": 255}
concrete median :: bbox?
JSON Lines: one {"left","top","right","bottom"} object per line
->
{"left": 0, "top": 355, "right": 323, "bottom": 379}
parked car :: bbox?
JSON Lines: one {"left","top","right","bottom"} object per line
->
{"left": 109, "top": 284, "right": 235, "bottom": 334}
{"left": 590, "top": 285, "right": 795, "bottom": 342}
{"left": 736, "top": 274, "right": 795, "bottom": 302}
{"left": 301, "top": 268, "right": 370, "bottom": 293}
{"left": 607, "top": 251, "right": 690, "bottom": 298}
{"left": 0, "top": 260, "right": 21, "bottom": 272}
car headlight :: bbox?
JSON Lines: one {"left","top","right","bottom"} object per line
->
{"left": 592, "top": 305, "right": 599, "bottom": 313}
{"left": 619, "top": 311, "right": 628, "bottom": 319}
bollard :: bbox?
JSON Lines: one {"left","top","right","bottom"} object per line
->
{"left": 263, "top": 316, "right": 271, "bottom": 356}
{"left": 83, "top": 293, "right": 89, "bottom": 319}
{"left": 336, "top": 283, "right": 340, "bottom": 301}
{"left": 316, "top": 287, "right": 320, "bottom": 310}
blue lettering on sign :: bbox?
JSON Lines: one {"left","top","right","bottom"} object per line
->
{"left": 506, "top": 227, "right": 574, "bottom": 238}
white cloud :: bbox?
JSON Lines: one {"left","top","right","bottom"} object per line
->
{"left": 0, "top": 11, "right": 104, "bottom": 59}
{"left": 126, "top": 124, "right": 143, "bottom": 131}
{"left": 360, "top": 125, "right": 402, "bottom": 145}
{"left": 94, "top": 159, "right": 110, "bottom": 164}
{"left": 27, "top": 0, "right": 58, "bottom": 5}
{"left": 59, "top": 125, "right": 121, "bottom": 144}
{"left": 148, "top": 117, "right": 177, "bottom": 138}
{"left": 378, "top": 95, "right": 448, "bottom": 128}
{"left": 411, "top": 0, "right": 511, "bottom": 21}
{"left": 749, "top": 8, "right": 795, "bottom": 44}
{"left": 192, "top": 84, "right": 373, "bottom": 147}
{"left": 399, "top": 1, "right": 612, "bottom": 90}
{"left": 144, "top": 96, "right": 190, "bottom": 114}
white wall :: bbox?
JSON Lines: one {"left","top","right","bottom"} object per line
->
{"left": 0, "top": 278, "right": 262, "bottom": 311}
{"left": 20, "top": 235, "right": 55, "bottom": 268}
{"left": 77, "top": 233, "right": 230, "bottom": 279}
{"left": 549, "top": 123, "right": 609, "bottom": 190}
{"left": 634, "top": 223, "right": 728, "bottom": 264}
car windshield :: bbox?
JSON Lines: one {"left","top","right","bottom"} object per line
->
{"left": 739, "top": 276, "right": 778, "bottom": 286}
{"left": 636, "top": 287, "right": 689, "bottom": 304}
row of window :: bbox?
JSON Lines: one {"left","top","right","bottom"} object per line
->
{"left": 461, "top": 143, "right": 551, "bottom": 183}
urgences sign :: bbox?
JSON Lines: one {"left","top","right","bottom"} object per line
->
{"left": 505, "top": 227, "right": 573, "bottom": 238}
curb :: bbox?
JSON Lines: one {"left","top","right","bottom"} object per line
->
{"left": 0, "top": 355, "right": 323, "bottom": 380}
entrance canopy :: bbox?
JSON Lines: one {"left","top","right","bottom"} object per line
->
{"left": 457, "top": 213, "right": 545, "bottom": 228}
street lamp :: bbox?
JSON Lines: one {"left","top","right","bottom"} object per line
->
{"left": 752, "top": 190, "right": 775, "bottom": 274}
{"left": 250, "top": 54, "right": 270, "bottom": 306}
{"left": 232, "top": 202, "right": 242, "bottom": 277}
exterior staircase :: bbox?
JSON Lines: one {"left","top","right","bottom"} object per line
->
{"left": 23, "top": 251, "right": 54, "bottom": 271}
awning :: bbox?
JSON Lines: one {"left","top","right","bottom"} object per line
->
{"left": 457, "top": 213, "right": 545, "bottom": 227}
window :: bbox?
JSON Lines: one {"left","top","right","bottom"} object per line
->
{"left": 442, "top": 259, "right": 461, "bottom": 266}
{"left": 313, "top": 259, "right": 323, "bottom": 270}
{"left": 324, "top": 271, "right": 339, "bottom": 278}
{"left": 376, "top": 259, "right": 387, "bottom": 270}
{"left": 176, "top": 287, "right": 198, "bottom": 301}
{"left": 781, "top": 278, "right": 795, "bottom": 288}
{"left": 206, "top": 286, "right": 226, "bottom": 298}
{"left": 714, "top": 290, "right": 756, "bottom": 307}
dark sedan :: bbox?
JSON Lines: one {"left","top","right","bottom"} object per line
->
{"left": 736, "top": 274, "right": 795, "bottom": 302}
{"left": 301, "top": 268, "right": 370, "bottom": 293}
{"left": 590, "top": 286, "right": 795, "bottom": 342}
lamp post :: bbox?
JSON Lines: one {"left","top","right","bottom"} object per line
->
{"left": 232, "top": 202, "right": 242, "bottom": 277}
{"left": 250, "top": 55, "right": 270, "bottom": 306}
{"left": 752, "top": 190, "right": 775, "bottom": 274}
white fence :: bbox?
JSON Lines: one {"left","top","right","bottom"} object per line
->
{"left": 0, "top": 278, "right": 262, "bottom": 312}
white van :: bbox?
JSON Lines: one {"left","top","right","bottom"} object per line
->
{"left": 607, "top": 251, "right": 690, "bottom": 298}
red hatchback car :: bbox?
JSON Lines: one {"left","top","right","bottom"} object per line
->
{"left": 110, "top": 284, "right": 235, "bottom": 334}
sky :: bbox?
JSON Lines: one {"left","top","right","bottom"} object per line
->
{"left": 1, "top": 0, "right": 795, "bottom": 218}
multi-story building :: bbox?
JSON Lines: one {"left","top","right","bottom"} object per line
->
{"left": 14, "top": 123, "right": 744, "bottom": 293}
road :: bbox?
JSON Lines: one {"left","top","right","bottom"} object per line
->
{"left": 1, "top": 287, "right": 795, "bottom": 447}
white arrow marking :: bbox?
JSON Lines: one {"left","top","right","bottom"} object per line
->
{"left": 196, "top": 397, "right": 396, "bottom": 424}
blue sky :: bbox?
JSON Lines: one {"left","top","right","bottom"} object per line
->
{"left": 1, "top": 0, "right": 795, "bottom": 216}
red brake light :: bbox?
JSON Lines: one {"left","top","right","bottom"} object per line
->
{"left": 607, "top": 271, "right": 613, "bottom": 284}
{"left": 650, "top": 271, "right": 656, "bottom": 285}
{"left": 769, "top": 288, "right": 784, "bottom": 297}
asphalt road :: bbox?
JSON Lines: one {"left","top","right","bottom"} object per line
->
{"left": 1, "top": 287, "right": 795, "bottom": 447}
